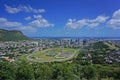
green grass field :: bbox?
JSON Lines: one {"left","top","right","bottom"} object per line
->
{"left": 104, "top": 42, "right": 119, "bottom": 50}
{"left": 27, "top": 48, "right": 79, "bottom": 63}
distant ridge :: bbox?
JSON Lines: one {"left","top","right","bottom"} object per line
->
{"left": 0, "top": 29, "right": 29, "bottom": 41}
{"left": 31, "top": 37, "right": 120, "bottom": 40}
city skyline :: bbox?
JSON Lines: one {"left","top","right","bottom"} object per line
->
{"left": 0, "top": 0, "right": 120, "bottom": 37}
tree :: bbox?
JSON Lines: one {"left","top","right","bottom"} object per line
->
{"left": 82, "top": 65, "right": 98, "bottom": 80}
{"left": 0, "top": 62, "right": 16, "bottom": 80}
{"left": 113, "top": 68, "right": 120, "bottom": 80}
{"left": 52, "top": 63, "right": 77, "bottom": 80}
{"left": 34, "top": 64, "right": 52, "bottom": 80}
{"left": 16, "top": 61, "right": 35, "bottom": 80}
{"left": 52, "top": 63, "right": 64, "bottom": 80}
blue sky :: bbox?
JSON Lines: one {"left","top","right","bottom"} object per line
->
{"left": 0, "top": 0, "right": 120, "bottom": 37}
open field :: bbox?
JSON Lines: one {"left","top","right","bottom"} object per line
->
{"left": 104, "top": 42, "right": 119, "bottom": 50}
{"left": 27, "top": 48, "right": 79, "bottom": 62}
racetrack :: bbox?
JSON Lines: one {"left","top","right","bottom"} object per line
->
{"left": 27, "top": 48, "right": 79, "bottom": 63}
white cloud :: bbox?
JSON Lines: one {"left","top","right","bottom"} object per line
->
{"left": 0, "top": 18, "right": 22, "bottom": 28}
{"left": 4, "top": 5, "right": 20, "bottom": 13}
{"left": 0, "top": 18, "right": 7, "bottom": 22}
{"left": 0, "top": 17, "right": 36, "bottom": 33}
{"left": 24, "top": 15, "right": 54, "bottom": 28}
{"left": 33, "top": 15, "right": 42, "bottom": 19}
{"left": 91, "top": 16, "right": 109, "bottom": 23}
{"left": 87, "top": 23, "right": 99, "bottom": 28}
{"left": 107, "top": 19, "right": 120, "bottom": 29}
{"left": 113, "top": 9, "right": 120, "bottom": 19}
{"left": 66, "top": 16, "right": 109, "bottom": 29}
{"left": 0, "top": 16, "right": 54, "bottom": 33}
{"left": 5, "top": 4, "right": 45, "bottom": 14}
{"left": 19, "top": 26, "right": 36, "bottom": 33}
{"left": 29, "top": 15, "right": 54, "bottom": 28}
{"left": 107, "top": 9, "right": 120, "bottom": 29}
{"left": 66, "top": 19, "right": 87, "bottom": 29}
{"left": 29, "top": 19, "right": 54, "bottom": 28}
{"left": 25, "top": 16, "right": 31, "bottom": 21}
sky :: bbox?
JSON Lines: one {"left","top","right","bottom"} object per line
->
{"left": 0, "top": 0, "right": 120, "bottom": 37}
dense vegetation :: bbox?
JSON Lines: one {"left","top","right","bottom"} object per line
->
{"left": 0, "top": 29, "right": 29, "bottom": 41}
{"left": 0, "top": 41, "right": 120, "bottom": 80}
{"left": 0, "top": 59, "right": 120, "bottom": 80}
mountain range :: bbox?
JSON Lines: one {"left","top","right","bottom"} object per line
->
{"left": 0, "top": 29, "right": 29, "bottom": 41}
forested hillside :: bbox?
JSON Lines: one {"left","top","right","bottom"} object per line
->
{"left": 0, "top": 29, "right": 29, "bottom": 41}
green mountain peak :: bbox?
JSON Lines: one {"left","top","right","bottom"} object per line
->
{"left": 0, "top": 29, "right": 29, "bottom": 41}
